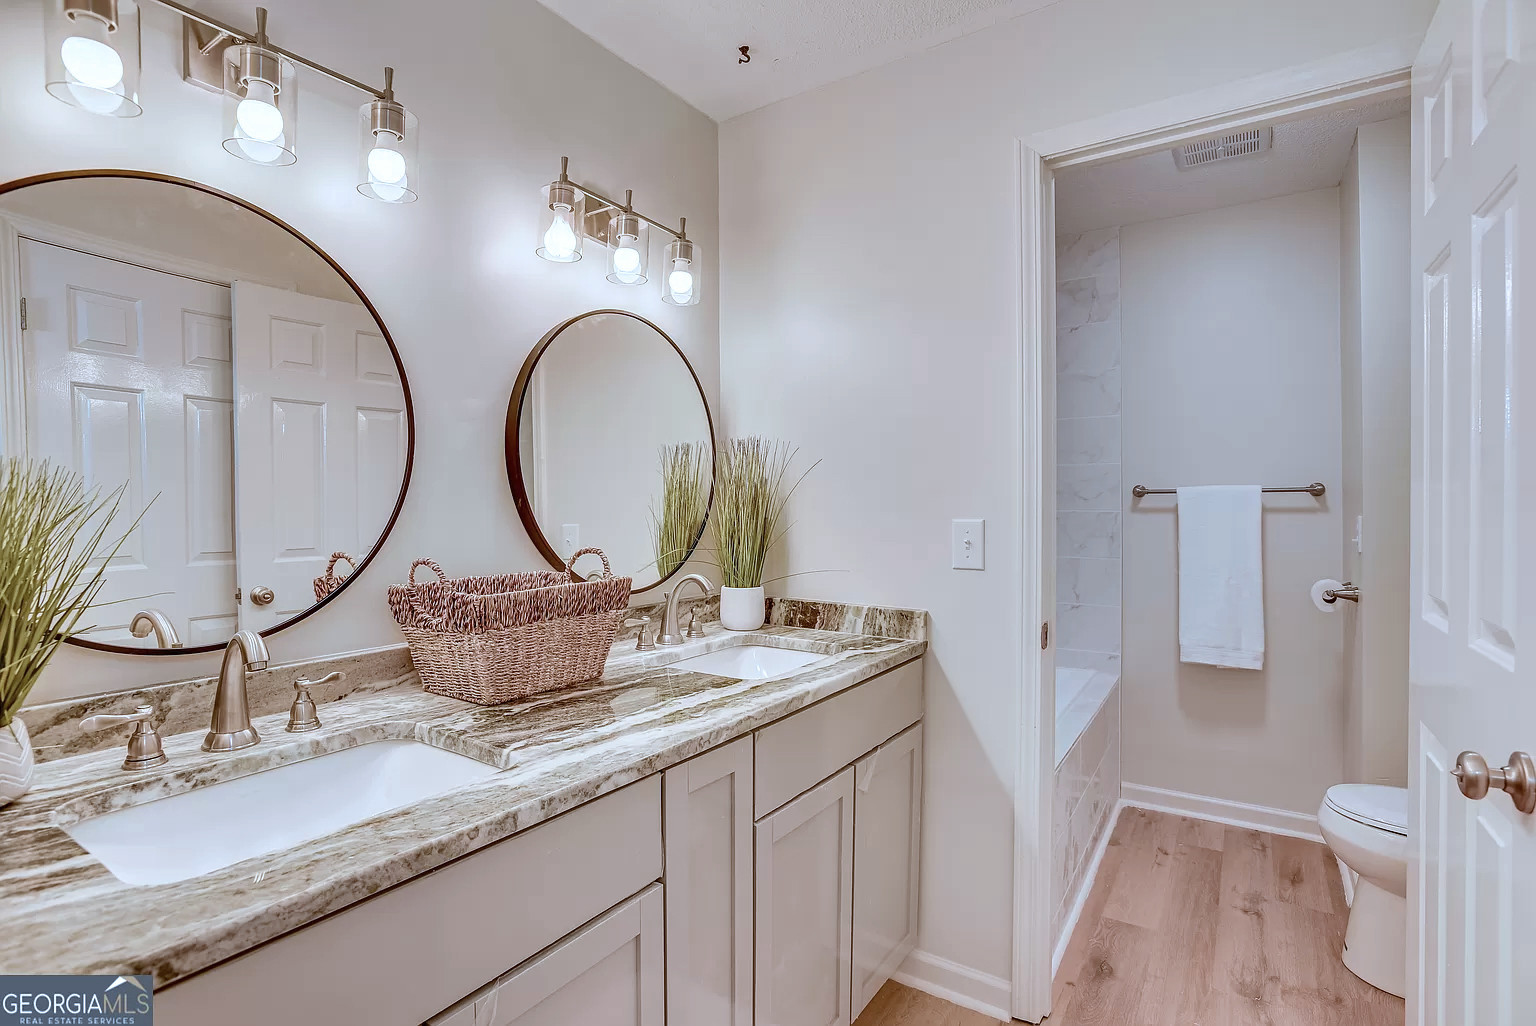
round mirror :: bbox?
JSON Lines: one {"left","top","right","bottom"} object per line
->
{"left": 506, "top": 310, "right": 713, "bottom": 593}
{"left": 0, "top": 171, "right": 413, "bottom": 654}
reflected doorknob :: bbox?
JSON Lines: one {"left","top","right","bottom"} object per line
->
{"left": 1452, "top": 750, "right": 1536, "bottom": 814}
{"left": 249, "top": 586, "right": 276, "bottom": 607}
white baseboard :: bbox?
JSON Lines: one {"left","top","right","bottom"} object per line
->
{"left": 1051, "top": 801, "right": 1122, "bottom": 975}
{"left": 892, "top": 949, "right": 1012, "bottom": 1021}
{"left": 1121, "top": 782, "right": 1322, "bottom": 842}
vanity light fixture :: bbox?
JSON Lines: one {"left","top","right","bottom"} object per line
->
{"left": 606, "top": 191, "right": 649, "bottom": 285}
{"left": 357, "top": 67, "right": 418, "bottom": 203}
{"left": 42, "top": 0, "right": 143, "bottom": 117}
{"left": 538, "top": 157, "right": 584, "bottom": 263}
{"left": 42, "top": 0, "right": 420, "bottom": 199}
{"left": 221, "top": 8, "right": 295, "bottom": 165}
{"left": 537, "top": 156, "right": 701, "bottom": 306}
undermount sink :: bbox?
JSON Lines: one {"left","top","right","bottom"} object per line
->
{"left": 667, "top": 645, "right": 829, "bottom": 679}
{"left": 63, "top": 740, "right": 497, "bottom": 886}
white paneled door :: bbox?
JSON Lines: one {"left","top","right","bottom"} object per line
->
{"left": 20, "top": 240, "right": 237, "bottom": 646}
{"left": 1410, "top": 1, "right": 1536, "bottom": 1023}
{"left": 231, "top": 281, "right": 406, "bottom": 630}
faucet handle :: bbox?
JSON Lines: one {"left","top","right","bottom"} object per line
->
{"left": 80, "top": 705, "right": 168, "bottom": 772}
{"left": 685, "top": 609, "right": 706, "bottom": 639}
{"left": 624, "top": 616, "right": 656, "bottom": 651}
{"left": 287, "top": 672, "right": 342, "bottom": 733}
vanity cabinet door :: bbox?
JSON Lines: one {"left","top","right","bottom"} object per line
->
{"left": 755, "top": 767, "right": 855, "bottom": 1026}
{"left": 664, "top": 737, "right": 753, "bottom": 1026}
{"left": 852, "top": 723, "right": 924, "bottom": 1018}
{"left": 427, "top": 884, "right": 664, "bottom": 1026}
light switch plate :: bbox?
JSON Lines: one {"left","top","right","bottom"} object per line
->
{"left": 562, "top": 524, "right": 580, "bottom": 554}
{"left": 952, "top": 519, "right": 985, "bottom": 570}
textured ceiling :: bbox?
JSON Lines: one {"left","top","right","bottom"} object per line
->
{"left": 1054, "top": 97, "right": 1412, "bottom": 236}
{"left": 537, "top": 0, "right": 1064, "bottom": 121}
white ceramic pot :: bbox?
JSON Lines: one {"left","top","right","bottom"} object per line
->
{"left": 719, "top": 586, "right": 767, "bottom": 632}
{"left": 0, "top": 717, "right": 36, "bottom": 809}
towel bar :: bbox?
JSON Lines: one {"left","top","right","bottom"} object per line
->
{"left": 1130, "top": 482, "right": 1326, "bottom": 498}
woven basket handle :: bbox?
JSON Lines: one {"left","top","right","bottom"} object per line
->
{"left": 408, "top": 558, "right": 448, "bottom": 586}
{"left": 565, "top": 547, "right": 613, "bottom": 580}
{"left": 326, "top": 551, "right": 356, "bottom": 576}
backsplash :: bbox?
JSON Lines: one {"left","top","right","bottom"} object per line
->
{"left": 1056, "top": 228, "right": 1123, "bottom": 675}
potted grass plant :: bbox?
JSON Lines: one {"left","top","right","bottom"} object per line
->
{"left": 649, "top": 441, "right": 711, "bottom": 582}
{"left": 0, "top": 460, "right": 134, "bottom": 808}
{"left": 711, "top": 437, "right": 816, "bottom": 631}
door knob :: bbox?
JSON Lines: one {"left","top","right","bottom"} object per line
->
{"left": 249, "top": 586, "right": 276, "bottom": 607}
{"left": 1452, "top": 750, "right": 1536, "bottom": 814}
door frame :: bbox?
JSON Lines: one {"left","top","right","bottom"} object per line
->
{"left": 1009, "top": 43, "right": 1414, "bottom": 1022}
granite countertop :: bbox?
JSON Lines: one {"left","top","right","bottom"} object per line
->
{"left": 0, "top": 602, "right": 925, "bottom": 989}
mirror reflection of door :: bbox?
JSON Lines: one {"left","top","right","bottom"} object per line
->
{"left": 0, "top": 173, "right": 413, "bottom": 654}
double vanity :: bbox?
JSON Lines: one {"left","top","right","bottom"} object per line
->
{"left": 0, "top": 601, "right": 926, "bottom": 1026}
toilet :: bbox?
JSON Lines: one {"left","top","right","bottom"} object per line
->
{"left": 1317, "top": 783, "right": 1409, "bottom": 998}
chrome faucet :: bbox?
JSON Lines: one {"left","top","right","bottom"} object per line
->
{"left": 658, "top": 574, "right": 712, "bottom": 646}
{"left": 203, "top": 630, "right": 269, "bottom": 752}
{"left": 129, "top": 608, "right": 182, "bottom": 649}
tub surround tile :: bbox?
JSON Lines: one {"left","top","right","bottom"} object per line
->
{"left": 1057, "top": 277, "right": 1119, "bottom": 328}
{"left": 1057, "top": 416, "right": 1122, "bottom": 465}
{"left": 1058, "top": 320, "right": 1121, "bottom": 379}
{"left": 1057, "top": 464, "right": 1123, "bottom": 512}
{"left": 1058, "top": 511, "right": 1122, "bottom": 559}
{"left": 1058, "top": 649, "right": 1121, "bottom": 676}
{"left": 1057, "top": 228, "right": 1120, "bottom": 283}
{"left": 1058, "top": 557, "right": 1123, "bottom": 606}
{"left": 1058, "top": 366, "right": 1122, "bottom": 420}
{"left": 1056, "top": 603, "right": 1122, "bottom": 654}
{"left": 0, "top": 609, "right": 926, "bottom": 986}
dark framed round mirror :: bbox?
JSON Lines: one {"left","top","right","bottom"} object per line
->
{"left": 0, "top": 170, "right": 414, "bottom": 655}
{"left": 505, "top": 310, "right": 714, "bottom": 594}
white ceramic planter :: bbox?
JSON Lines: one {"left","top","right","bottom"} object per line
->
{"left": 719, "top": 586, "right": 767, "bottom": 632}
{"left": 0, "top": 717, "right": 36, "bottom": 809}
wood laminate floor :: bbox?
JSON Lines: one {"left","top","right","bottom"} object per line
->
{"left": 855, "top": 807, "right": 1406, "bottom": 1026}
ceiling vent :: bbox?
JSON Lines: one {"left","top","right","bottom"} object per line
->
{"left": 1172, "top": 127, "right": 1273, "bottom": 170}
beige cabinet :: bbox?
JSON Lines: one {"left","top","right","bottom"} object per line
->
{"left": 852, "top": 723, "right": 924, "bottom": 1017}
{"left": 428, "top": 884, "right": 664, "bottom": 1026}
{"left": 755, "top": 767, "right": 856, "bottom": 1026}
{"left": 663, "top": 737, "right": 754, "bottom": 1026}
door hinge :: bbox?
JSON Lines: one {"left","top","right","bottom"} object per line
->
{"left": 18, "top": 298, "right": 26, "bottom": 332}
{"left": 1041, "top": 621, "right": 1050, "bottom": 650}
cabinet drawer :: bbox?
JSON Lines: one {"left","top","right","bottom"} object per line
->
{"left": 427, "top": 883, "right": 664, "bottom": 1025}
{"left": 754, "top": 658, "right": 922, "bottom": 817}
{"left": 157, "top": 776, "right": 662, "bottom": 1026}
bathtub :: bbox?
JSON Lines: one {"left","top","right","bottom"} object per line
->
{"left": 1055, "top": 665, "right": 1118, "bottom": 767}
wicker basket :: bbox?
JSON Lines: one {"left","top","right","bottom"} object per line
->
{"left": 313, "top": 552, "right": 356, "bottom": 602}
{"left": 387, "top": 548, "right": 632, "bottom": 705}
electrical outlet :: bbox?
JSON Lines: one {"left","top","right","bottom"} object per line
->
{"left": 562, "top": 524, "right": 580, "bottom": 554}
{"left": 952, "top": 519, "right": 985, "bottom": 570}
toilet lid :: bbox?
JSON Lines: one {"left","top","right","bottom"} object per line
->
{"left": 1325, "top": 784, "right": 1408, "bottom": 836}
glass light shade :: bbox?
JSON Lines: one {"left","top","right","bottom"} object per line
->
{"left": 660, "top": 236, "right": 701, "bottom": 306}
{"left": 222, "top": 43, "right": 298, "bottom": 166}
{"left": 605, "top": 212, "right": 648, "bottom": 285}
{"left": 357, "top": 99, "right": 418, "bottom": 203}
{"left": 536, "top": 181, "right": 584, "bottom": 263}
{"left": 43, "top": 0, "right": 142, "bottom": 117}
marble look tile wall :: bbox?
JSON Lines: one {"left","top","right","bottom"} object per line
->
{"left": 1057, "top": 228, "right": 1123, "bottom": 673}
{"left": 1051, "top": 686, "right": 1120, "bottom": 945}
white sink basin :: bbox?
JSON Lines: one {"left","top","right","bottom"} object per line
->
{"left": 668, "top": 645, "right": 828, "bottom": 679}
{"left": 63, "top": 740, "right": 497, "bottom": 886}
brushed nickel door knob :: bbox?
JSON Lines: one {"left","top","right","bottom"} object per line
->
{"left": 249, "top": 586, "right": 275, "bottom": 606}
{"left": 1453, "top": 750, "right": 1536, "bottom": 814}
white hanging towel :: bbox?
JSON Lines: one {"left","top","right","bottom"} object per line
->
{"left": 1177, "top": 485, "right": 1265, "bottom": 669}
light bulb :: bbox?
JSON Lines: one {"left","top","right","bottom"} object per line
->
{"left": 60, "top": 34, "right": 123, "bottom": 91}
{"left": 668, "top": 260, "right": 694, "bottom": 301}
{"left": 236, "top": 81, "right": 284, "bottom": 142}
{"left": 543, "top": 214, "right": 577, "bottom": 260}
{"left": 612, "top": 244, "right": 643, "bottom": 284}
{"left": 367, "top": 139, "right": 407, "bottom": 185}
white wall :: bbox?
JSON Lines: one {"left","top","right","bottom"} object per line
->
{"left": 1120, "top": 189, "right": 1345, "bottom": 816}
{"left": 1339, "top": 117, "right": 1411, "bottom": 787}
{"left": 2, "top": 0, "right": 718, "bottom": 703}
{"left": 719, "top": 0, "right": 1429, "bottom": 1002}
